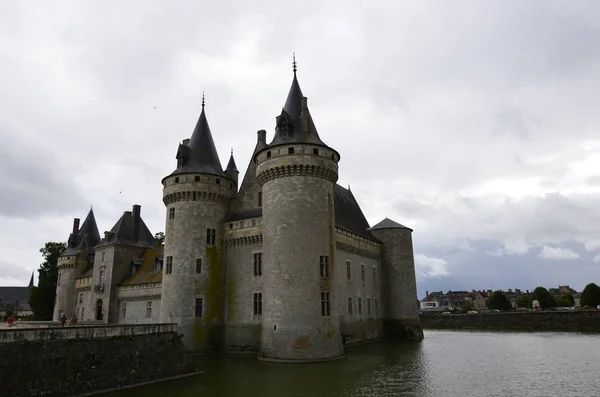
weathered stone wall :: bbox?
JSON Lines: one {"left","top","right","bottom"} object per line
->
{"left": 53, "top": 250, "right": 89, "bottom": 321}
{"left": 256, "top": 144, "right": 344, "bottom": 362}
{"left": 421, "top": 310, "right": 600, "bottom": 332}
{"left": 333, "top": 237, "right": 383, "bottom": 345}
{"left": 223, "top": 225, "right": 263, "bottom": 353}
{"left": 161, "top": 173, "right": 235, "bottom": 352}
{"left": 370, "top": 228, "right": 423, "bottom": 340}
{"left": 0, "top": 324, "right": 198, "bottom": 397}
{"left": 117, "top": 283, "right": 162, "bottom": 324}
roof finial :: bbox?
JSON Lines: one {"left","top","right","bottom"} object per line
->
{"left": 231, "top": 147, "right": 233, "bottom": 156}
{"left": 202, "top": 88, "right": 205, "bottom": 109}
{"left": 292, "top": 52, "right": 297, "bottom": 74}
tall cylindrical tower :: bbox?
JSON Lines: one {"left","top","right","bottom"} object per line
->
{"left": 256, "top": 68, "right": 344, "bottom": 362}
{"left": 369, "top": 218, "right": 423, "bottom": 340}
{"left": 54, "top": 255, "right": 78, "bottom": 321}
{"left": 160, "top": 100, "right": 235, "bottom": 351}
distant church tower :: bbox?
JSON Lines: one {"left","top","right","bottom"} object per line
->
{"left": 256, "top": 61, "right": 345, "bottom": 361}
{"left": 160, "top": 96, "right": 236, "bottom": 351}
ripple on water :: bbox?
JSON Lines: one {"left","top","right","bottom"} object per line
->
{"left": 105, "top": 331, "right": 600, "bottom": 397}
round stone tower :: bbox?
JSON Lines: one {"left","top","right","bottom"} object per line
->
{"left": 160, "top": 99, "right": 236, "bottom": 351}
{"left": 53, "top": 209, "right": 100, "bottom": 321}
{"left": 369, "top": 218, "right": 424, "bottom": 340}
{"left": 256, "top": 66, "right": 344, "bottom": 362}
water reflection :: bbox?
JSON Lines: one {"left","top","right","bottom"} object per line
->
{"left": 107, "top": 331, "right": 600, "bottom": 397}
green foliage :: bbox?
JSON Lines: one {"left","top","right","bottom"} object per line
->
{"left": 529, "top": 286, "right": 557, "bottom": 309}
{"left": 5, "top": 309, "right": 14, "bottom": 319}
{"left": 515, "top": 293, "right": 531, "bottom": 308}
{"left": 29, "top": 242, "right": 66, "bottom": 320}
{"left": 154, "top": 232, "right": 164, "bottom": 245}
{"left": 461, "top": 301, "right": 474, "bottom": 312}
{"left": 487, "top": 290, "right": 512, "bottom": 311}
{"left": 559, "top": 293, "right": 575, "bottom": 306}
{"left": 580, "top": 283, "right": 600, "bottom": 308}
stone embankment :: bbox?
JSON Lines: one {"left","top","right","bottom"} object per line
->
{"left": 0, "top": 323, "right": 200, "bottom": 397}
{"left": 420, "top": 309, "right": 600, "bottom": 332}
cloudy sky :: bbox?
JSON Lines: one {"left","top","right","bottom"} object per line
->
{"left": 2, "top": 0, "right": 600, "bottom": 297}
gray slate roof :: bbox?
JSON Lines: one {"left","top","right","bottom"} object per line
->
{"left": 167, "top": 104, "right": 226, "bottom": 178}
{"left": 96, "top": 210, "right": 156, "bottom": 248}
{"left": 226, "top": 152, "right": 238, "bottom": 172}
{"left": 268, "top": 71, "right": 333, "bottom": 150}
{"left": 0, "top": 276, "right": 33, "bottom": 311}
{"left": 369, "top": 217, "right": 412, "bottom": 231}
{"left": 64, "top": 208, "right": 101, "bottom": 256}
{"left": 334, "top": 184, "right": 376, "bottom": 240}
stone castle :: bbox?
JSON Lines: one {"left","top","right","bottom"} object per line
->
{"left": 53, "top": 64, "right": 423, "bottom": 362}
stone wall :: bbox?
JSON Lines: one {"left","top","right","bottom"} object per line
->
{"left": 420, "top": 310, "right": 600, "bottom": 332}
{"left": 0, "top": 324, "right": 199, "bottom": 397}
{"left": 117, "top": 283, "right": 162, "bottom": 324}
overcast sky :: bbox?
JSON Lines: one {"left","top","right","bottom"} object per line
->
{"left": 2, "top": 1, "right": 600, "bottom": 297}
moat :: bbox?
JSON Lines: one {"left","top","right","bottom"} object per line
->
{"left": 105, "top": 330, "right": 600, "bottom": 396}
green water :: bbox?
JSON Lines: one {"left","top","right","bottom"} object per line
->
{"left": 107, "top": 330, "right": 600, "bottom": 396}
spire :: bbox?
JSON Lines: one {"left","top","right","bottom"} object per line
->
{"left": 226, "top": 148, "right": 238, "bottom": 172}
{"left": 170, "top": 97, "right": 226, "bottom": 177}
{"left": 28, "top": 271, "right": 34, "bottom": 287}
{"left": 269, "top": 57, "right": 331, "bottom": 148}
{"left": 78, "top": 207, "right": 101, "bottom": 249}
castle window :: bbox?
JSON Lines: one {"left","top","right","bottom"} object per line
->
{"left": 367, "top": 298, "right": 372, "bottom": 318}
{"left": 288, "top": 147, "right": 294, "bottom": 154}
{"left": 145, "top": 301, "right": 152, "bottom": 319}
{"left": 267, "top": 151, "right": 271, "bottom": 158}
{"left": 101, "top": 252, "right": 105, "bottom": 262}
{"left": 195, "top": 176, "right": 200, "bottom": 182}
{"left": 346, "top": 261, "right": 351, "bottom": 280}
{"left": 206, "top": 228, "right": 216, "bottom": 246}
{"left": 357, "top": 297, "right": 362, "bottom": 316}
{"left": 258, "top": 191, "right": 262, "bottom": 207}
{"left": 79, "top": 293, "right": 83, "bottom": 304}
{"left": 121, "top": 302, "right": 126, "bottom": 319}
{"left": 57, "top": 273, "right": 61, "bottom": 286}
{"left": 321, "top": 292, "right": 330, "bottom": 316}
{"left": 229, "top": 223, "right": 233, "bottom": 229}
{"left": 253, "top": 293, "right": 262, "bottom": 316}
{"left": 360, "top": 264, "right": 365, "bottom": 284}
{"left": 81, "top": 307, "right": 85, "bottom": 321}
{"left": 313, "top": 148, "right": 319, "bottom": 155}
{"left": 347, "top": 297, "right": 353, "bottom": 316}
{"left": 216, "top": 178, "right": 220, "bottom": 185}
{"left": 193, "top": 192, "right": 197, "bottom": 201}
{"left": 375, "top": 298, "right": 379, "bottom": 317}
{"left": 331, "top": 153, "right": 335, "bottom": 159}
{"left": 195, "top": 298, "right": 203, "bottom": 317}
{"left": 175, "top": 177, "right": 179, "bottom": 183}
{"left": 254, "top": 253, "right": 262, "bottom": 276}
{"left": 373, "top": 267, "right": 377, "bottom": 288}
{"left": 77, "top": 307, "right": 80, "bottom": 319}
{"left": 320, "top": 256, "right": 329, "bottom": 277}
{"left": 165, "top": 256, "right": 173, "bottom": 274}
{"left": 169, "top": 207, "right": 175, "bottom": 220}
{"left": 196, "top": 258, "right": 202, "bottom": 274}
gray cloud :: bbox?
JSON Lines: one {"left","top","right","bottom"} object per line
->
{"left": 2, "top": 1, "right": 600, "bottom": 295}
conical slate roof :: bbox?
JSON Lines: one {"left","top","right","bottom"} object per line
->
{"left": 368, "top": 217, "right": 412, "bottom": 231}
{"left": 269, "top": 70, "right": 330, "bottom": 148}
{"left": 226, "top": 151, "right": 238, "bottom": 172}
{"left": 64, "top": 208, "right": 101, "bottom": 255}
{"left": 167, "top": 103, "right": 226, "bottom": 178}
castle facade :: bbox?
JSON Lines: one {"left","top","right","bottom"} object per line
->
{"left": 53, "top": 66, "right": 423, "bottom": 361}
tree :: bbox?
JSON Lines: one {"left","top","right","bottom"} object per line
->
{"left": 29, "top": 242, "right": 66, "bottom": 320}
{"left": 154, "top": 232, "right": 165, "bottom": 246}
{"left": 580, "top": 283, "right": 600, "bottom": 308}
{"left": 461, "top": 301, "right": 474, "bottom": 312}
{"left": 487, "top": 290, "right": 512, "bottom": 311}
{"left": 529, "top": 286, "right": 557, "bottom": 309}
{"left": 557, "top": 293, "right": 575, "bottom": 307}
{"left": 515, "top": 293, "right": 531, "bottom": 308}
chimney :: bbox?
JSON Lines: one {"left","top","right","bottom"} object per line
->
{"left": 72, "top": 218, "right": 80, "bottom": 235}
{"left": 257, "top": 129, "right": 266, "bottom": 144}
{"left": 426, "top": 291, "right": 429, "bottom": 300}
{"left": 132, "top": 205, "right": 141, "bottom": 242}
{"left": 300, "top": 97, "right": 309, "bottom": 133}
{"left": 182, "top": 138, "right": 190, "bottom": 146}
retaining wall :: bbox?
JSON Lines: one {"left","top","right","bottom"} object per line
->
{"left": 0, "top": 323, "right": 199, "bottom": 397}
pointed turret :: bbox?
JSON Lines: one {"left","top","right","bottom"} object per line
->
{"left": 168, "top": 97, "right": 226, "bottom": 178}
{"left": 28, "top": 271, "right": 34, "bottom": 287}
{"left": 225, "top": 149, "right": 238, "bottom": 172}
{"left": 65, "top": 207, "right": 101, "bottom": 253}
{"left": 268, "top": 58, "right": 332, "bottom": 150}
